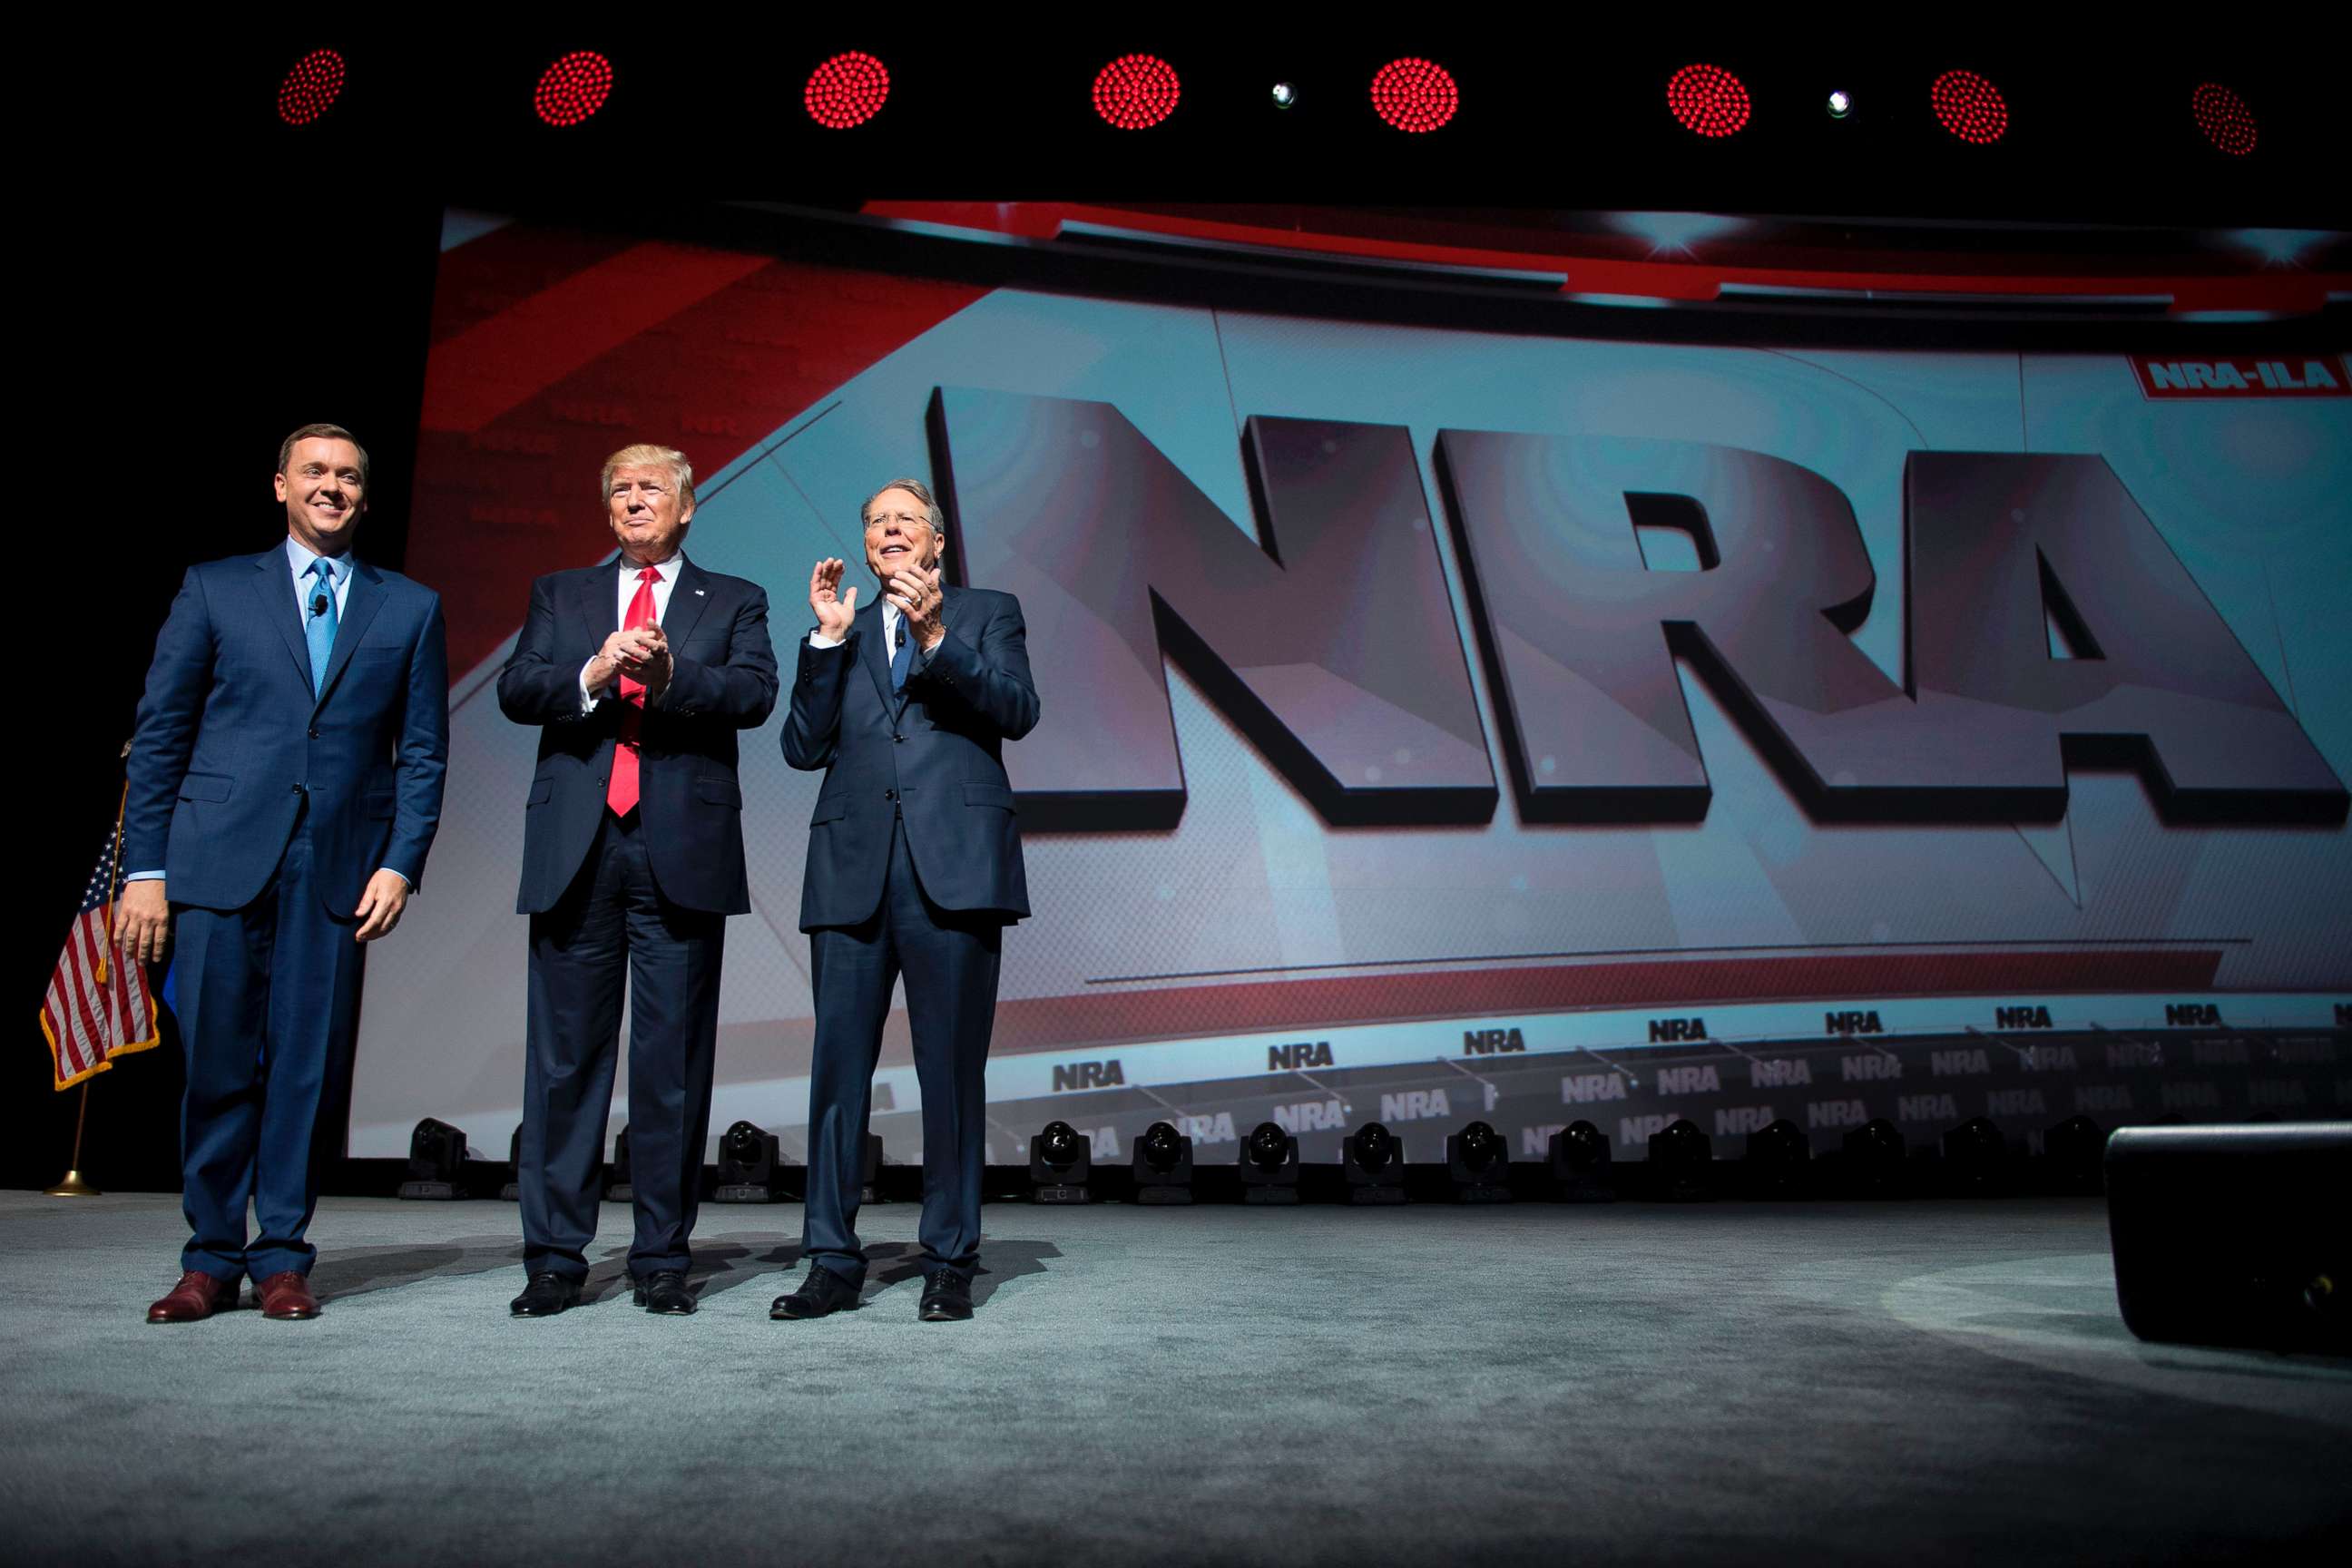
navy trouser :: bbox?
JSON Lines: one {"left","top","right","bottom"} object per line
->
{"left": 519, "top": 810, "right": 724, "bottom": 1281}
{"left": 802, "top": 817, "right": 1001, "bottom": 1286}
{"left": 173, "top": 821, "right": 364, "bottom": 1283}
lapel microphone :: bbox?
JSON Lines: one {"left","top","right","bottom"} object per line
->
{"left": 311, "top": 593, "right": 331, "bottom": 618}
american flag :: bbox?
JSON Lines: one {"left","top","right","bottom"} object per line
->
{"left": 39, "top": 815, "right": 160, "bottom": 1090}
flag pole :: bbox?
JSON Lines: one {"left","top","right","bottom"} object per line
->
{"left": 44, "top": 744, "right": 134, "bottom": 1200}
{"left": 44, "top": 1083, "right": 100, "bottom": 1197}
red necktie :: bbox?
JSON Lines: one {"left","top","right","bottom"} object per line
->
{"left": 605, "top": 567, "right": 662, "bottom": 816}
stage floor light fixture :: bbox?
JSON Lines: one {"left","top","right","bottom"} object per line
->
{"left": 1647, "top": 1117, "right": 1714, "bottom": 1201}
{"left": 1031, "top": 1120, "right": 1093, "bottom": 1203}
{"left": 1550, "top": 1120, "right": 1615, "bottom": 1202}
{"left": 500, "top": 1124, "right": 522, "bottom": 1201}
{"left": 1132, "top": 1121, "right": 1194, "bottom": 1204}
{"left": 278, "top": 48, "right": 346, "bottom": 127}
{"left": 399, "top": 1118, "right": 468, "bottom": 1200}
{"left": 1942, "top": 1115, "right": 2010, "bottom": 1192}
{"left": 715, "top": 1120, "right": 788, "bottom": 1202}
{"left": 1841, "top": 1117, "right": 1907, "bottom": 1197}
{"left": 1743, "top": 1117, "right": 1811, "bottom": 1197}
{"left": 1446, "top": 1120, "right": 1511, "bottom": 1203}
{"left": 806, "top": 51, "right": 889, "bottom": 129}
{"left": 1345, "top": 1121, "right": 1407, "bottom": 1204}
{"left": 1240, "top": 1121, "right": 1300, "bottom": 1204}
{"left": 607, "top": 1125, "right": 633, "bottom": 1202}
{"left": 2043, "top": 1114, "right": 2106, "bottom": 1194}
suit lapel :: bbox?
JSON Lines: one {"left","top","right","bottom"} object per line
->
{"left": 254, "top": 551, "right": 312, "bottom": 687}
{"left": 660, "top": 557, "right": 714, "bottom": 645}
{"left": 313, "top": 558, "right": 386, "bottom": 708}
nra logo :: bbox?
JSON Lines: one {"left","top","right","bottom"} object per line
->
{"left": 2105, "top": 1042, "right": 2163, "bottom": 1071}
{"left": 1932, "top": 1048, "right": 1991, "bottom": 1077}
{"left": 1380, "top": 1089, "right": 1452, "bottom": 1122}
{"left": 1843, "top": 1053, "right": 1901, "bottom": 1082}
{"left": 1751, "top": 1058, "right": 1813, "bottom": 1088}
{"left": 1617, "top": 1114, "right": 1675, "bottom": 1146}
{"left": 2074, "top": 1084, "right": 2133, "bottom": 1112}
{"left": 1716, "top": 1105, "right": 1776, "bottom": 1136}
{"left": 2191, "top": 1038, "right": 2250, "bottom": 1066}
{"left": 1171, "top": 1112, "right": 1237, "bottom": 1144}
{"left": 1464, "top": 1027, "right": 1527, "bottom": 1056}
{"left": 2018, "top": 1044, "right": 2080, "bottom": 1073}
{"left": 1826, "top": 1010, "right": 1885, "bottom": 1035}
{"left": 1052, "top": 1059, "right": 1125, "bottom": 1092}
{"left": 1986, "top": 1089, "right": 2048, "bottom": 1118}
{"left": 1273, "top": 1098, "right": 1346, "bottom": 1133}
{"left": 1562, "top": 1072, "right": 1631, "bottom": 1104}
{"left": 1269, "top": 1040, "right": 1335, "bottom": 1071}
{"left": 2274, "top": 1038, "right": 2335, "bottom": 1064}
{"left": 1808, "top": 1099, "right": 1869, "bottom": 1129}
{"left": 1898, "top": 1093, "right": 1959, "bottom": 1122}
{"left": 1524, "top": 1123, "right": 1566, "bottom": 1157}
{"left": 1994, "top": 1004, "right": 2053, "bottom": 1030}
{"left": 2132, "top": 356, "right": 2347, "bottom": 399}
{"left": 2248, "top": 1079, "right": 2308, "bottom": 1108}
{"left": 1649, "top": 1016, "right": 1709, "bottom": 1043}
{"left": 2166, "top": 1003, "right": 2224, "bottom": 1028}
{"left": 1656, "top": 1065, "right": 1722, "bottom": 1095}
{"left": 2161, "top": 1081, "right": 2220, "bottom": 1110}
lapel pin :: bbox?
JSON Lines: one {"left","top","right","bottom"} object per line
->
{"left": 695, "top": 589, "right": 705, "bottom": 595}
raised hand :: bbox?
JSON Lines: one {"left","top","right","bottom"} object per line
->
{"left": 810, "top": 557, "right": 858, "bottom": 641}
{"left": 887, "top": 564, "right": 946, "bottom": 650}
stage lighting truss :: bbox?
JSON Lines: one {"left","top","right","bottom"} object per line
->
{"left": 535, "top": 50, "right": 614, "bottom": 128}
{"left": 399, "top": 1118, "right": 468, "bottom": 1200}
{"left": 806, "top": 51, "right": 890, "bottom": 129}
{"left": 1093, "top": 53, "right": 1181, "bottom": 130}
{"left": 1031, "top": 1120, "right": 1093, "bottom": 1203}
{"left": 1240, "top": 1121, "right": 1301, "bottom": 1204}
{"left": 1370, "top": 57, "right": 1458, "bottom": 133}
{"left": 278, "top": 48, "right": 346, "bottom": 127}
{"left": 1931, "top": 68, "right": 2007, "bottom": 145}
{"left": 2192, "top": 83, "right": 2258, "bottom": 156}
{"left": 1666, "top": 63, "right": 1750, "bottom": 139}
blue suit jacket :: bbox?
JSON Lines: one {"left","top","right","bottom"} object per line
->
{"left": 498, "top": 556, "right": 778, "bottom": 916}
{"left": 782, "top": 586, "right": 1040, "bottom": 929}
{"left": 124, "top": 548, "right": 451, "bottom": 914}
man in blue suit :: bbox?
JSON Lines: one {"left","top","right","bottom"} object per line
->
{"left": 122, "top": 424, "right": 449, "bottom": 1323}
{"left": 497, "top": 444, "right": 778, "bottom": 1318}
{"left": 773, "top": 477, "right": 1039, "bottom": 1323}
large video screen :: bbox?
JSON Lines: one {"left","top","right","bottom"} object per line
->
{"left": 348, "top": 211, "right": 2352, "bottom": 1166}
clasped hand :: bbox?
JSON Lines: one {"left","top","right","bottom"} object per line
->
{"left": 588, "top": 624, "right": 670, "bottom": 697}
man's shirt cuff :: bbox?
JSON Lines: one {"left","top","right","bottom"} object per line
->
{"left": 124, "top": 870, "right": 163, "bottom": 882}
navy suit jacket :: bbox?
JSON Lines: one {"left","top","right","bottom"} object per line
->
{"left": 124, "top": 548, "right": 450, "bottom": 915}
{"left": 499, "top": 556, "right": 778, "bottom": 916}
{"left": 782, "top": 586, "right": 1039, "bottom": 930}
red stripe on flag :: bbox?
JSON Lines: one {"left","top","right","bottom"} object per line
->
{"left": 67, "top": 914, "right": 114, "bottom": 1063}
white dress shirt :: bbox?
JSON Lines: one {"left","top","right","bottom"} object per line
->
{"left": 580, "top": 552, "right": 688, "bottom": 710}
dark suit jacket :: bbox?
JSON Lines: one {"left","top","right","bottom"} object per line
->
{"left": 498, "top": 555, "right": 778, "bottom": 916}
{"left": 124, "top": 549, "right": 450, "bottom": 915}
{"left": 782, "top": 586, "right": 1039, "bottom": 930}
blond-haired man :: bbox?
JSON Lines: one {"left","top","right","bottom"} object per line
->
{"left": 496, "top": 444, "right": 777, "bottom": 1317}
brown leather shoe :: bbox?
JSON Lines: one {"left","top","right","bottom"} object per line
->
{"left": 147, "top": 1269, "right": 240, "bottom": 1324}
{"left": 253, "top": 1271, "right": 321, "bottom": 1320}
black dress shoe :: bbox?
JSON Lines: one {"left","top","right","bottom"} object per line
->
{"left": 632, "top": 1269, "right": 696, "bottom": 1315}
{"left": 510, "top": 1273, "right": 582, "bottom": 1318}
{"left": 918, "top": 1269, "right": 974, "bottom": 1321}
{"left": 770, "top": 1266, "right": 861, "bottom": 1319}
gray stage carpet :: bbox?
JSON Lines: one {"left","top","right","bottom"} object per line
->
{"left": 1, "top": 1191, "right": 2344, "bottom": 1565}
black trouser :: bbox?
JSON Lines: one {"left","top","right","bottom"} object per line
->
{"left": 802, "top": 817, "right": 1002, "bottom": 1286}
{"left": 519, "top": 810, "right": 724, "bottom": 1280}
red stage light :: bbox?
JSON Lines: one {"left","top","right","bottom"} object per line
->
{"left": 1093, "top": 54, "right": 1181, "bottom": 130}
{"left": 2192, "top": 83, "right": 2258, "bottom": 157}
{"left": 1665, "top": 64, "right": 1750, "bottom": 139}
{"left": 806, "top": 51, "right": 890, "bottom": 129}
{"left": 534, "top": 50, "right": 614, "bottom": 128}
{"left": 1370, "top": 57, "right": 1458, "bottom": 132}
{"left": 277, "top": 48, "right": 346, "bottom": 127}
{"left": 1931, "top": 69, "right": 2007, "bottom": 145}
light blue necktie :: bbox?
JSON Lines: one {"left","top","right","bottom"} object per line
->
{"left": 889, "top": 612, "right": 911, "bottom": 694}
{"left": 305, "top": 558, "right": 339, "bottom": 697}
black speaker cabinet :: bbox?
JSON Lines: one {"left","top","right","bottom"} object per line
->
{"left": 2104, "top": 1122, "right": 2348, "bottom": 1353}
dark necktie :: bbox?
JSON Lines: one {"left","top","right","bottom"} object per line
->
{"left": 889, "top": 612, "right": 911, "bottom": 693}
